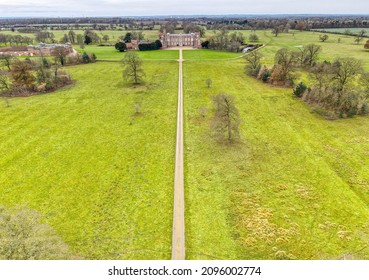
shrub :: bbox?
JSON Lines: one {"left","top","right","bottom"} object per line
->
{"left": 201, "top": 41, "right": 209, "bottom": 48}
{"left": 82, "top": 52, "right": 90, "bottom": 63}
{"left": 138, "top": 42, "right": 159, "bottom": 51}
{"left": 154, "top": 40, "right": 162, "bottom": 49}
{"left": 249, "top": 33, "right": 259, "bottom": 42}
{"left": 115, "top": 42, "right": 127, "bottom": 52}
{"left": 90, "top": 53, "right": 97, "bottom": 62}
{"left": 293, "top": 82, "right": 308, "bottom": 98}
{"left": 261, "top": 69, "right": 271, "bottom": 82}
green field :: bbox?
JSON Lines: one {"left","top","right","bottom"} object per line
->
{"left": 224, "top": 30, "right": 369, "bottom": 70}
{"left": 312, "top": 28, "right": 369, "bottom": 35}
{"left": 183, "top": 49, "right": 244, "bottom": 60}
{"left": 0, "top": 29, "right": 161, "bottom": 43}
{"left": 184, "top": 59, "right": 369, "bottom": 259}
{"left": 0, "top": 61, "right": 178, "bottom": 259}
{"left": 1, "top": 30, "right": 369, "bottom": 259}
{"left": 76, "top": 46, "right": 179, "bottom": 61}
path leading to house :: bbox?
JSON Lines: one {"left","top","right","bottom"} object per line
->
{"left": 172, "top": 49, "right": 185, "bottom": 260}
{"left": 170, "top": 45, "right": 266, "bottom": 260}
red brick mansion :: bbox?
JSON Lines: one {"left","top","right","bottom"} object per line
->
{"left": 160, "top": 32, "right": 201, "bottom": 48}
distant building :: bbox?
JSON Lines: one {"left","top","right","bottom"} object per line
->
{"left": 0, "top": 43, "right": 74, "bottom": 56}
{"left": 126, "top": 40, "right": 139, "bottom": 50}
{"left": 160, "top": 32, "right": 201, "bottom": 48}
{"left": 27, "top": 43, "right": 74, "bottom": 56}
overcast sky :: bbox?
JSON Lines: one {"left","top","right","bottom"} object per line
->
{"left": 1, "top": 0, "right": 369, "bottom": 17}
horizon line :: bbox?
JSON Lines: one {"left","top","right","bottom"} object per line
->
{"left": 1, "top": 13, "right": 369, "bottom": 19}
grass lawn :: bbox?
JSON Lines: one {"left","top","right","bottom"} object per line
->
{"left": 183, "top": 49, "right": 243, "bottom": 60}
{"left": 246, "top": 30, "right": 369, "bottom": 70}
{"left": 0, "top": 61, "right": 178, "bottom": 259}
{"left": 183, "top": 59, "right": 369, "bottom": 259}
{"left": 76, "top": 46, "right": 179, "bottom": 61}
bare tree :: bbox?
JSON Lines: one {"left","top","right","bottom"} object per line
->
{"left": 68, "top": 30, "right": 76, "bottom": 44}
{"left": 304, "top": 44, "right": 322, "bottom": 67}
{"left": 354, "top": 29, "right": 367, "bottom": 45}
{"left": 331, "top": 58, "right": 363, "bottom": 91}
{"left": 0, "top": 70, "right": 10, "bottom": 106}
{"left": 0, "top": 206, "right": 71, "bottom": 260}
{"left": 51, "top": 47, "right": 69, "bottom": 66}
{"left": 272, "top": 25, "right": 282, "bottom": 37}
{"left": 354, "top": 36, "right": 364, "bottom": 45}
{"left": 0, "top": 70, "right": 10, "bottom": 91}
{"left": 365, "top": 40, "right": 369, "bottom": 49}
{"left": 122, "top": 52, "right": 145, "bottom": 84}
{"left": 211, "top": 93, "right": 241, "bottom": 143}
{"left": 319, "top": 34, "right": 329, "bottom": 42}
{"left": 206, "top": 78, "right": 212, "bottom": 88}
{"left": 102, "top": 35, "right": 110, "bottom": 43}
{"left": 361, "top": 72, "right": 369, "bottom": 94}
{"left": 295, "top": 22, "right": 306, "bottom": 31}
{"left": 10, "top": 59, "right": 35, "bottom": 90}
{"left": 309, "top": 62, "right": 333, "bottom": 91}
{"left": 294, "top": 47, "right": 308, "bottom": 67}
{"left": 0, "top": 54, "right": 14, "bottom": 71}
{"left": 274, "top": 48, "right": 297, "bottom": 81}
{"left": 245, "top": 50, "right": 262, "bottom": 76}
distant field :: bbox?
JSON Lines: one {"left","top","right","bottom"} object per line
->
{"left": 312, "top": 28, "right": 369, "bottom": 35}
{"left": 0, "top": 29, "right": 161, "bottom": 43}
{"left": 230, "top": 30, "right": 369, "bottom": 71}
{"left": 184, "top": 59, "right": 369, "bottom": 259}
{"left": 0, "top": 61, "right": 178, "bottom": 259}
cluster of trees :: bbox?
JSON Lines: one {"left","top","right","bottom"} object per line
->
{"left": 49, "top": 47, "right": 96, "bottom": 66}
{"left": 271, "top": 23, "right": 292, "bottom": 37}
{"left": 83, "top": 30, "right": 105, "bottom": 45}
{"left": 249, "top": 32, "right": 259, "bottom": 42}
{"left": 204, "top": 30, "right": 245, "bottom": 52}
{"left": 246, "top": 44, "right": 322, "bottom": 86}
{"left": 35, "top": 31, "right": 55, "bottom": 43}
{"left": 296, "top": 59, "right": 369, "bottom": 118}
{"left": 245, "top": 45, "right": 369, "bottom": 118}
{"left": 183, "top": 22, "right": 206, "bottom": 37}
{"left": 0, "top": 52, "right": 80, "bottom": 97}
{"left": 159, "top": 21, "right": 179, "bottom": 34}
{"left": 58, "top": 30, "right": 85, "bottom": 44}
{"left": 354, "top": 30, "right": 368, "bottom": 45}
{"left": 0, "top": 34, "right": 33, "bottom": 46}
{"left": 120, "top": 31, "right": 144, "bottom": 43}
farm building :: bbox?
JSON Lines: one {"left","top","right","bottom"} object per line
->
{"left": 0, "top": 43, "right": 74, "bottom": 56}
